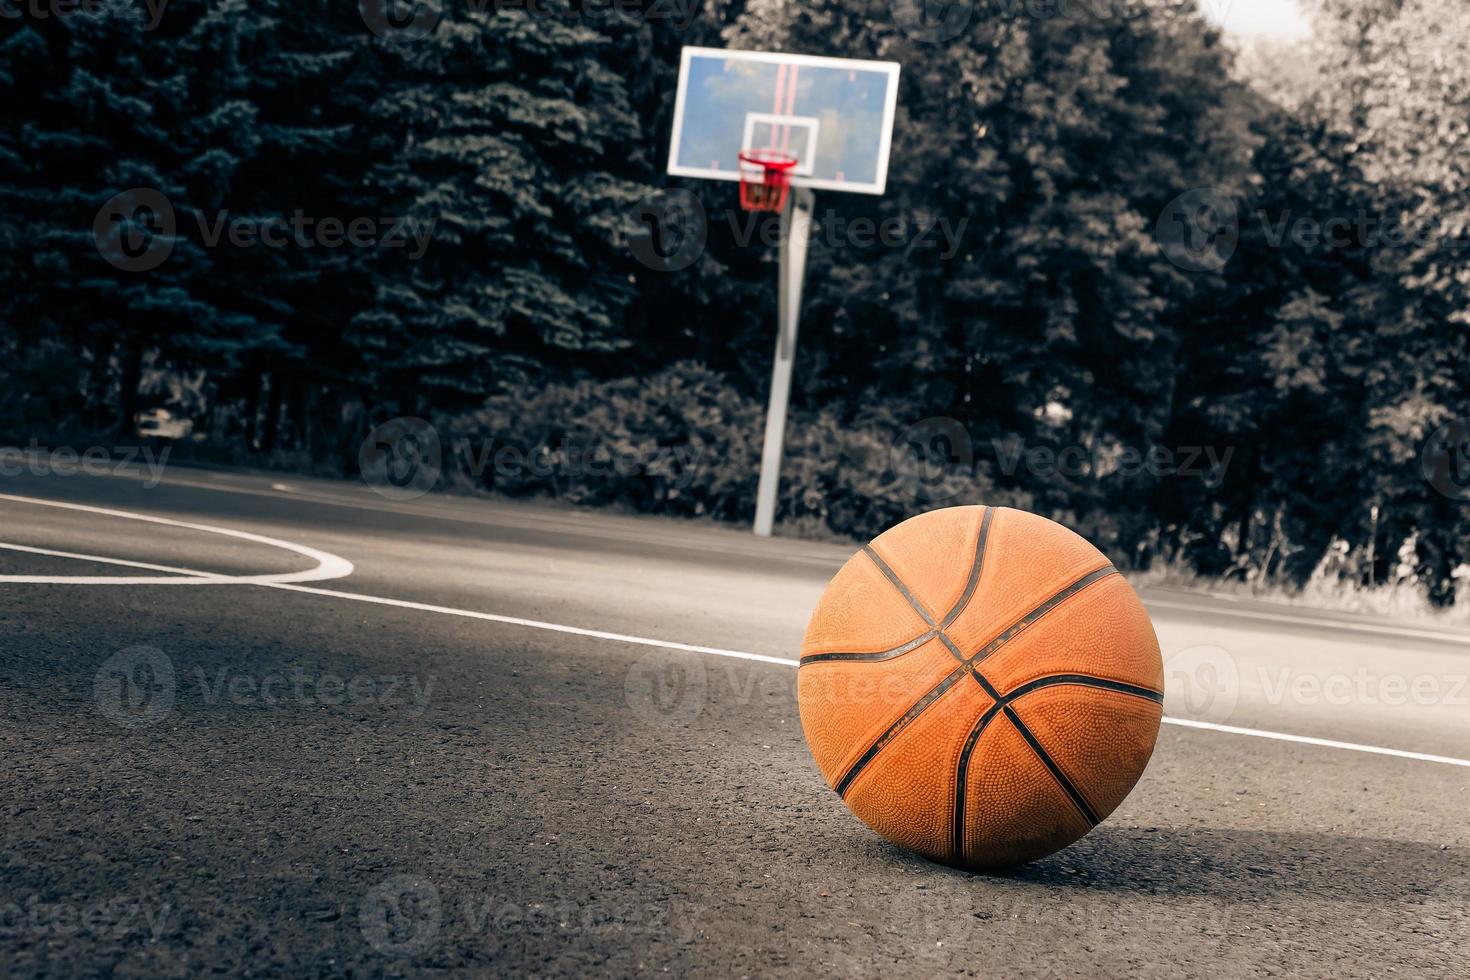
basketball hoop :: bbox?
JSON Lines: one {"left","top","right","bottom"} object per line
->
{"left": 667, "top": 48, "right": 902, "bottom": 537}
{"left": 738, "top": 150, "right": 800, "bottom": 212}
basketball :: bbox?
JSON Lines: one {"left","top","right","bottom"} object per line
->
{"left": 797, "top": 506, "right": 1164, "bottom": 869}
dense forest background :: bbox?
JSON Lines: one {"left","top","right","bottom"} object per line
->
{"left": 2, "top": 0, "right": 1468, "bottom": 608}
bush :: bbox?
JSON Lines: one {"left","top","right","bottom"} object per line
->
{"left": 449, "top": 362, "right": 1023, "bottom": 540}
{"left": 0, "top": 333, "right": 103, "bottom": 446}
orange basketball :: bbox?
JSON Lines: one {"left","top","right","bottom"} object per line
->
{"left": 797, "top": 505, "right": 1163, "bottom": 869}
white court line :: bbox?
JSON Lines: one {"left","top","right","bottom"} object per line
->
{"left": 269, "top": 583, "right": 803, "bottom": 668}
{"left": 267, "top": 583, "right": 1470, "bottom": 770}
{"left": 1146, "top": 596, "right": 1470, "bottom": 647}
{"left": 93, "top": 467, "right": 852, "bottom": 569}
{"left": 0, "top": 542, "right": 223, "bottom": 579}
{"left": 100, "top": 465, "right": 1470, "bottom": 639}
{"left": 1161, "top": 718, "right": 1470, "bottom": 769}
{"left": 3, "top": 492, "right": 1465, "bottom": 769}
{"left": 0, "top": 493, "right": 353, "bottom": 585}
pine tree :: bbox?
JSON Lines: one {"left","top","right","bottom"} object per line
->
{"left": 348, "top": 9, "right": 659, "bottom": 413}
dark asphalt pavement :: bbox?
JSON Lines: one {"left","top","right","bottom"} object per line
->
{"left": 1, "top": 466, "right": 1466, "bottom": 977}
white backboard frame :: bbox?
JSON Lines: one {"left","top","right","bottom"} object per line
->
{"left": 667, "top": 47, "right": 902, "bottom": 196}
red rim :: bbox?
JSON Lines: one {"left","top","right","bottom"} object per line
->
{"left": 737, "top": 150, "right": 798, "bottom": 211}
{"left": 738, "top": 149, "right": 800, "bottom": 174}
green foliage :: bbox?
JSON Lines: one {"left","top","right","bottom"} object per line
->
{"left": 448, "top": 362, "right": 1027, "bottom": 541}
{"left": 348, "top": 10, "right": 656, "bottom": 406}
{"left": 451, "top": 361, "right": 760, "bottom": 517}
{"left": 2, "top": 0, "right": 1468, "bottom": 603}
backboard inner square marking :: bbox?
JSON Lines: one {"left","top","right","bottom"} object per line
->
{"left": 742, "top": 114, "right": 820, "bottom": 177}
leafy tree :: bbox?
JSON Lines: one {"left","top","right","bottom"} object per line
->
{"left": 348, "top": 9, "right": 659, "bottom": 414}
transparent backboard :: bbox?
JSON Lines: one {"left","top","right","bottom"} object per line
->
{"left": 667, "top": 47, "right": 902, "bottom": 196}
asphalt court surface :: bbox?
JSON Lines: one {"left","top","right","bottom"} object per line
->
{"left": 1, "top": 467, "right": 1466, "bottom": 977}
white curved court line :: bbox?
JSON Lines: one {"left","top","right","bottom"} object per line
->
{"left": 2, "top": 490, "right": 1463, "bottom": 768}
{"left": 267, "top": 582, "right": 1470, "bottom": 769}
{"left": 0, "top": 493, "right": 353, "bottom": 585}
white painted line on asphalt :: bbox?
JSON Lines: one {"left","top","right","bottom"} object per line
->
{"left": 0, "top": 493, "right": 354, "bottom": 585}
{"left": 1162, "top": 718, "right": 1470, "bottom": 768}
{"left": 1146, "top": 596, "right": 1470, "bottom": 646}
{"left": 266, "top": 583, "right": 803, "bottom": 668}
{"left": 268, "top": 582, "right": 1470, "bottom": 770}
{"left": 77, "top": 464, "right": 1470, "bottom": 642}
{"left": 84, "top": 467, "right": 853, "bottom": 569}
{"left": 4, "top": 490, "right": 1466, "bottom": 769}
{"left": 0, "top": 542, "right": 224, "bottom": 578}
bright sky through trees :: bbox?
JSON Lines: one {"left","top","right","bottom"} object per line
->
{"left": 1199, "top": 0, "right": 1313, "bottom": 39}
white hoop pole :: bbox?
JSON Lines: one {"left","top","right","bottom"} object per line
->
{"left": 753, "top": 186, "right": 815, "bottom": 537}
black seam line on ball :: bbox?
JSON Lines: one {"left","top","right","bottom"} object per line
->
{"left": 861, "top": 545, "right": 938, "bottom": 628}
{"left": 799, "top": 630, "right": 938, "bottom": 666}
{"left": 1005, "top": 674, "right": 1165, "bottom": 705}
{"left": 834, "top": 664, "right": 968, "bottom": 798}
{"left": 937, "top": 632, "right": 968, "bottom": 666}
{"left": 965, "top": 566, "right": 1118, "bottom": 668}
{"left": 1003, "top": 705, "right": 1101, "bottom": 827}
{"left": 968, "top": 667, "right": 1003, "bottom": 700}
{"left": 812, "top": 509, "right": 992, "bottom": 670}
{"left": 833, "top": 567, "right": 1122, "bottom": 801}
{"left": 940, "top": 507, "right": 996, "bottom": 629}
{"left": 950, "top": 698, "right": 1007, "bottom": 863}
{"left": 950, "top": 672, "right": 1160, "bottom": 862}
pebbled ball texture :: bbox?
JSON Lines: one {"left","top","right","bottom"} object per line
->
{"left": 797, "top": 506, "right": 1164, "bottom": 869}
